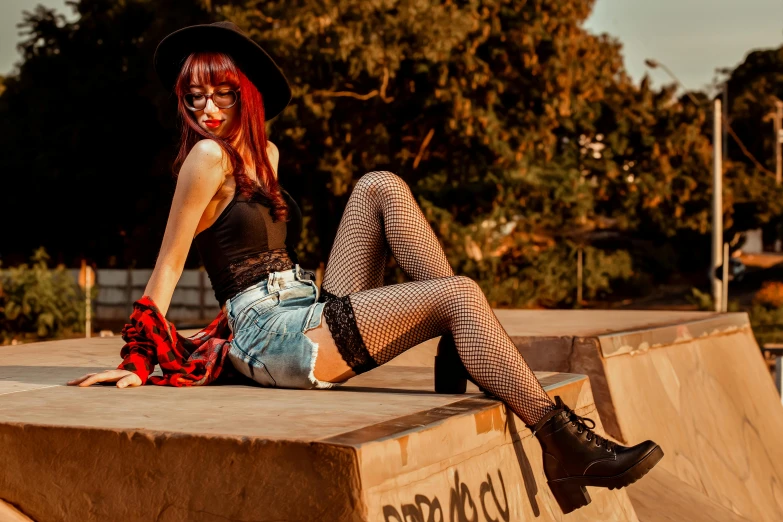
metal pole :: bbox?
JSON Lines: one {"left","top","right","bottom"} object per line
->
{"left": 775, "top": 100, "right": 782, "bottom": 186}
{"left": 85, "top": 265, "right": 93, "bottom": 338}
{"left": 577, "top": 248, "right": 583, "bottom": 306}
{"left": 776, "top": 357, "right": 783, "bottom": 402}
{"left": 721, "top": 242, "right": 729, "bottom": 313}
{"left": 723, "top": 83, "right": 729, "bottom": 163}
{"left": 712, "top": 98, "right": 723, "bottom": 312}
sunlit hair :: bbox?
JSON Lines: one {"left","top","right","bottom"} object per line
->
{"left": 172, "top": 51, "right": 287, "bottom": 221}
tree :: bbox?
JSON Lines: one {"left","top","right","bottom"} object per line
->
{"left": 721, "top": 47, "right": 783, "bottom": 238}
{"left": 3, "top": 0, "right": 781, "bottom": 307}
{"left": 0, "top": 0, "right": 213, "bottom": 268}
{"left": 222, "top": 0, "right": 715, "bottom": 304}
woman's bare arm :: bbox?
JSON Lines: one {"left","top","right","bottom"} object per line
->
{"left": 144, "top": 139, "right": 227, "bottom": 316}
{"left": 67, "top": 140, "right": 226, "bottom": 389}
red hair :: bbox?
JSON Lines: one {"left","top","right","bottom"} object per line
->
{"left": 172, "top": 51, "right": 287, "bottom": 221}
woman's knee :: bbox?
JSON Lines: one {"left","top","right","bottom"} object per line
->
{"left": 434, "top": 275, "right": 485, "bottom": 302}
{"left": 354, "top": 170, "right": 409, "bottom": 200}
{"left": 452, "top": 275, "right": 483, "bottom": 295}
{"left": 454, "top": 275, "right": 481, "bottom": 292}
{"left": 435, "top": 276, "right": 488, "bottom": 321}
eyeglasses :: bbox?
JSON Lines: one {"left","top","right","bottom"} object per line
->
{"left": 182, "top": 89, "right": 240, "bottom": 111}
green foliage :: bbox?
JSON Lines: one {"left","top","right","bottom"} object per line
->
{"left": 723, "top": 48, "right": 783, "bottom": 235}
{"left": 480, "top": 244, "right": 632, "bottom": 308}
{"left": 4, "top": 0, "right": 783, "bottom": 307}
{"left": 686, "top": 287, "right": 714, "bottom": 311}
{"left": 0, "top": 248, "right": 89, "bottom": 342}
{"left": 686, "top": 287, "right": 742, "bottom": 314}
{"left": 750, "top": 303, "right": 783, "bottom": 347}
{"left": 749, "top": 280, "right": 783, "bottom": 346}
{"left": 225, "top": 0, "right": 647, "bottom": 305}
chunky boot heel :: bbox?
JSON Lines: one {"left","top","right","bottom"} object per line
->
{"left": 530, "top": 396, "right": 663, "bottom": 514}
{"left": 547, "top": 481, "right": 591, "bottom": 514}
{"left": 433, "top": 334, "right": 497, "bottom": 397}
{"left": 434, "top": 335, "right": 467, "bottom": 394}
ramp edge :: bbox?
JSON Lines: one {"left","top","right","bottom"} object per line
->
{"left": 596, "top": 312, "right": 751, "bottom": 358}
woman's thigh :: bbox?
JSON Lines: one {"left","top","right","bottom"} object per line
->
{"left": 306, "top": 313, "right": 356, "bottom": 383}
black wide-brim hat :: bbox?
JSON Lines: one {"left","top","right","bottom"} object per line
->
{"left": 154, "top": 21, "right": 292, "bottom": 120}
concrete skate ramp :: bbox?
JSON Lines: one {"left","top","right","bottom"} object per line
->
{"left": 506, "top": 310, "right": 783, "bottom": 522}
{"left": 3, "top": 311, "right": 768, "bottom": 521}
{"left": 0, "top": 335, "right": 636, "bottom": 521}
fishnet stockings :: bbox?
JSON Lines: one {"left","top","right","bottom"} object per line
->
{"left": 319, "top": 171, "right": 554, "bottom": 425}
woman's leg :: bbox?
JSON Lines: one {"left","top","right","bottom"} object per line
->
{"left": 311, "top": 169, "right": 457, "bottom": 380}
{"left": 309, "top": 171, "right": 554, "bottom": 425}
{"left": 343, "top": 277, "right": 555, "bottom": 426}
{"left": 306, "top": 172, "right": 659, "bottom": 514}
{"left": 318, "top": 170, "right": 455, "bottom": 296}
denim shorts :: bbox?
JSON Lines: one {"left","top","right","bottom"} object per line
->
{"left": 225, "top": 264, "right": 336, "bottom": 389}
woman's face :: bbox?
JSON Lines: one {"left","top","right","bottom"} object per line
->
{"left": 186, "top": 82, "right": 240, "bottom": 138}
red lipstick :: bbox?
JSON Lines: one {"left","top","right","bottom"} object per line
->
{"left": 205, "top": 120, "right": 223, "bottom": 129}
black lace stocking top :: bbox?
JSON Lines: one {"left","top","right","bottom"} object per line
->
{"left": 194, "top": 188, "right": 301, "bottom": 306}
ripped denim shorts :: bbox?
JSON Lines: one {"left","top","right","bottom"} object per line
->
{"left": 225, "top": 264, "right": 336, "bottom": 389}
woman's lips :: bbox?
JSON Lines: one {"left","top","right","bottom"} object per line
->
{"left": 205, "top": 120, "right": 223, "bottom": 129}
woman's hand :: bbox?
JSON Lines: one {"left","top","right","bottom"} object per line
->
{"left": 67, "top": 370, "right": 143, "bottom": 388}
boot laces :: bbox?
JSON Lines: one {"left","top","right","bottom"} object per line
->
{"left": 529, "top": 397, "right": 615, "bottom": 452}
{"left": 565, "top": 409, "right": 614, "bottom": 452}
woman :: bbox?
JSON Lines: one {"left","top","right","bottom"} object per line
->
{"left": 68, "top": 21, "right": 662, "bottom": 513}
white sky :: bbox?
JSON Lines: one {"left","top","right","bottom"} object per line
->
{"left": 2, "top": 0, "right": 783, "bottom": 93}
{"left": 0, "top": 0, "right": 74, "bottom": 77}
{"left": 584, "top": 0, "right": 783, "bottom": 92}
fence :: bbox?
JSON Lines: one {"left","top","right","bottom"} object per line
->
{"left": 66, "top": 268, "right": 220, "bottom": 325}
{"left": 1, "top": 265, "right": 322, "bottom": 330}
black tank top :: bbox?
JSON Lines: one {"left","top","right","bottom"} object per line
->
{"left": 194, "top": 188, "right": 302, "bottom": 306}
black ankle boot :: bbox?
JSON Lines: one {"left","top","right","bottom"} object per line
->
{"left": 529, "top": 396, "right": 663, "bottom": 514}
{"left": 433, "top": 334, "right": 495, "bottom": 397}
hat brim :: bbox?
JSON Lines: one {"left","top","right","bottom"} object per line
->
{"left": 154, "top": 24, "right": 292, "bottom": 121}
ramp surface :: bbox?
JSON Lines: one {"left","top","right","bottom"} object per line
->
{"left": 1, "top": 335, "right": 634, "bottom": 522}
{"left": 507, "top": 310, "right": 783, "bottom": 522}
{"left": 3, "top": 310, "right": 767, "bottom": 521}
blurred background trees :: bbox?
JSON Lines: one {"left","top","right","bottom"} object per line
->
{"left": 2, "top": 0, "right": 783, "bottom": 308}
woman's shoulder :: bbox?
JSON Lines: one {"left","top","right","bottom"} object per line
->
{"left": 177, "top": 140, "right": 231, "bottom": 197}
{"left": 182, "top": 139, "right": 230, "bottom": 174}
{"left": 189, "top": 138, "right": 226, "bottom": 161}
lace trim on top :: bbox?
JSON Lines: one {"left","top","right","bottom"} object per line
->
{"left": 319, "top": 290, "right": 378, "bottom": 374}
{"left": 216, "top": 248, "right": 295, "bottom": 305}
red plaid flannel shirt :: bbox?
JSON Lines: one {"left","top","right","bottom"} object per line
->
{"left": 117, "top": 295, "right": 236, "bottom": 386}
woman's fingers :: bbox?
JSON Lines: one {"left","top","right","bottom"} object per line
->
{"left": 70, "top": 370, "right": 127, "bottom": 387}
{"left": 68, "top": 370, "right": 141, "bottom": 388}
{"left": 116, "top": 373, "right": 142, "bottom": 388}
{"left": 66, "top": 373, "right": 97, "bottom": 386}
{"left": 77, "top": 371, "right": 121, "bottom": 387}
